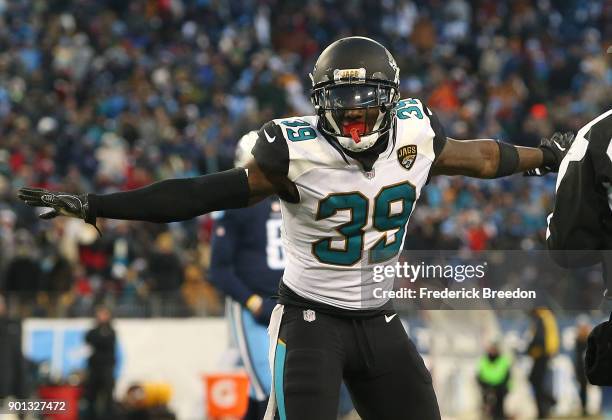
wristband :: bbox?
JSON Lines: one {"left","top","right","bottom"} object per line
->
{"left": 540, "top": 147, "right": 557, "bottom": 170}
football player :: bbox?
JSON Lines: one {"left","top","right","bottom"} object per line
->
{"left": 19, "top": 37, "right": 573, "bottom": 420}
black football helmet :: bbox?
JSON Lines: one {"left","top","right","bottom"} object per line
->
{"left": 310, "top": 36, "right": 400, "bottom": 152}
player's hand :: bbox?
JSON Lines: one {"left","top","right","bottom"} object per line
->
{"left": 254, "top": 297, "right": 277, "bottom": 326}
{"left": 524, "top": 131, "right": 575, "bottom": 176}
{"left": 246, "top": 294, "right": 276, "bottom": 325}
{"left": 246, "top": 294, "right": 264, "bottom": 315}
{"left": 18, "top": 187, "right": 90, "bottom": 220}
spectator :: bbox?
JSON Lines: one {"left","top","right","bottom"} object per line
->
{"left": 84, "top": 305, "right": 117, "bottom": 420}
{"left": 575, "top": 316, "right": 591, "bottom": 416}
{"left": 0, "top": 294, "right": 27, "bottom": 401}
{"left": 181, "top": 262, "right": 221, "bottom": 316}
{"left": 527, "top": 307, "right": 560, "bottom": 418}
{"left": 147, "top": 232, "right": 185, "bottom": 316}
{"left": 117, "top": 383, "right": 176, "bottom": 420}
{"left": 3, "top": 230, "right": 42, "bottom": 314}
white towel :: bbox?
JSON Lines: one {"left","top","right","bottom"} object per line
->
{"left": 264, "top": 304, "right": 285, "bottom": 420}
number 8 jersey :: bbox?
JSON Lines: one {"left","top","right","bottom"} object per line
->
{"left": 252, "top": 98, "right": 446, "bottom": 309}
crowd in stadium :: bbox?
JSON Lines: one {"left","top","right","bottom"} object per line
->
{"left": 0, "top": 0, "right": 610, "bottom": 316}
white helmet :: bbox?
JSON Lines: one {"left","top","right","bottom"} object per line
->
{"left": 234, "top": 130, "right": 258, "bottom": 167}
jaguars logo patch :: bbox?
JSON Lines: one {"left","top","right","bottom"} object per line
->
{"left": 397, "top": 145, "right": 417, "bottom": 170}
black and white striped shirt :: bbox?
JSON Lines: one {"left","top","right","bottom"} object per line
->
{"left": 547, "top": 109, "right": 612, "bottom": 273}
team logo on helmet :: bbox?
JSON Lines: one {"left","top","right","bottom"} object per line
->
{"left": 397, "top": 145, "right": 417, "bottom": 170}
{"left": 333, "top": 68, "right": 366, "bottom": 81}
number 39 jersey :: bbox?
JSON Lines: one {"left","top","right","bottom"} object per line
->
{"left": 252, "top": 98, "right": 446, "bottom": 309}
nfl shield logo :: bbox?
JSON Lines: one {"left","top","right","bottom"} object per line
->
{"left": 303, "top": 309, "right": 316, "bottom": 322}
{"left": 397, "top": 145, "right": 417, "bottom": 170}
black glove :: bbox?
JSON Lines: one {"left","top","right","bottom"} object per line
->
{"left": 18, "top": 188, "right": 93, "bottom": 222}
{"left": 524, "top": 131, "right": 575, "bottom": 176}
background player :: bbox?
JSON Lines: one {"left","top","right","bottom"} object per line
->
{"left": 209, "top": 131, "right": 284, "bottom": 419}
{"left": 18, "top": 37, "right": 573, "bottom": 420}
{"left": 209, "top": 131, "right": 355, "bottom": 419}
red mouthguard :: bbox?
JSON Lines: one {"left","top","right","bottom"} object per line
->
{"left": 343, "top": 122, "right": 365, "bottom": 143}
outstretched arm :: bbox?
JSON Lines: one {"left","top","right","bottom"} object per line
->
{"left": 431, "top": 133, "right": 573, "bottom": 178}
{"left": 18, "top": 159, "right": 292, "bottom": 224}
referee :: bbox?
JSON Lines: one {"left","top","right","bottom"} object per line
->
{"left": 545, "top": 45, "right": 611, "bottom": 279}
{"left": 545, "top": 47, "right": 612, "bottom": 395}
{"left": 545, "top": 105, "right": 612, "bottom": 272}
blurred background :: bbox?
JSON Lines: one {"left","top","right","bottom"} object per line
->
{"left": 0, "top": 0, "right": 610, "bottom": 419}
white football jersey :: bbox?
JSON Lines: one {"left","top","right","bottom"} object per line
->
{"left": 252, "top": 98, "right": 446, "bottom": 309}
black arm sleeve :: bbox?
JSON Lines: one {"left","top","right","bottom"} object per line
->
{"left": 87, "top": 168, "right": 250, "bottom": 223}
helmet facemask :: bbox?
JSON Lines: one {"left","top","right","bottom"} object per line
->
{"left": 312, "top": 82, "right": 399, "bottom": 152}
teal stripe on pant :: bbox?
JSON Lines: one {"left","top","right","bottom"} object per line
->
{"left": 274, "top": 339, "right": 287, "bottom": 420}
